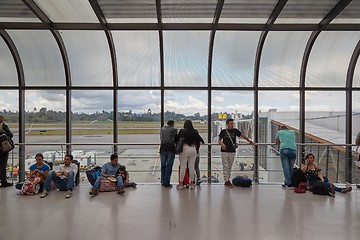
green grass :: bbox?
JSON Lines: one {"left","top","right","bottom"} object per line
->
{"left": 16, "top": 121, "right": 207, "bottom": 135}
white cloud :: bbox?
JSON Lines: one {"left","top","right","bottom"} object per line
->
{"left": 214, "top": 96, "right": 225, "bottom": 103}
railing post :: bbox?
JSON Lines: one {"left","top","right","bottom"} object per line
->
{"left": 325, "top": 145, "right": 329, "bottom": 178}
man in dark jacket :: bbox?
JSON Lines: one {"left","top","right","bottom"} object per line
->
{"left": 160, "top": 120, "right": 177, "bottom": 188}
{"left": 0, "top": 115, "right": 14, "bottom": 188}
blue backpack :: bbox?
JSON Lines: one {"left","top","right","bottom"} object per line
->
{"left": 232, "top": 176, "right": 252, "bottom": 188}
{"left": 86, "top": 166, "right": 102, "bottom": 186}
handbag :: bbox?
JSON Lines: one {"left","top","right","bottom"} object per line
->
{"left": 226, "top": 130, "right": 238, "bottom": 149}
{"left": 175, "top": 130, "right": 185, "bottom": 155}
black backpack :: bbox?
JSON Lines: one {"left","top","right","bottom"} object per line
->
{"left": 86, "top": 166, "right": 102, "bottom": 186}
{"left": 232, "top": 176, "right": 252, "bottom": 187}
{"left": 312, "top": 181, "right": 329, "bottom": 195}
{"left": 72, "top": 160, "right": 81, "bottom": 186}
{"left": 291, "top": 168, "right": 307, "bottom": 187}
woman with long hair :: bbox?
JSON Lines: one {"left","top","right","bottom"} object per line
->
{"left": 175, "top": 120, "right": 204, "bottom": 190}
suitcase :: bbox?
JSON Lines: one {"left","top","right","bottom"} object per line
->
{"left": 178, "top": 165, "right": 190, "bottom": 187}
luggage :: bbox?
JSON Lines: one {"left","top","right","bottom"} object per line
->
{"left": 99, "top": 178, "right": 117, "bottom": 192}
{"left": 291, "top": 168, "right": 307, "bottom": 187}
{"left": 0, "top": 132, "right": 14, "bottom": 152}
{"left": 178, "top": 165, "right": 190, "bottom": 186}
{"left": 86, "top": 166, "right": 102, "bottom": 186}
{"left": 312, "top": 181, "right": 329, "bottom": 195}
{"left": 72, "top": 160, "right": 81, "bottom": 186}
{"left": 294, "top": 182, "right": 307, "bottom": 193}
{"left": 232, "top": 175, "right": 252, "bottom": 187}
{"left": 20, "top": 176, "right": 41, "bottom": 195}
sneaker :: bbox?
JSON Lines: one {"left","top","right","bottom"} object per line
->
{"left": 330, "top": 183, "right": 336, "bottom": 195}
{"left": 0, "top": 182, "right": 13, "bottom": 188}
{"left": 285, "top": 185, "right": 294, "bottom": 190}
{"left": 162, "top": 184, "right": 172, "bottom": 188}
{"left": 65, "top": 190, "right": 72, "bottom": 199}
{"left": 117, "top": 187, "right": 125, "bottom": 194}
{"left": 89, "top": 188, "right": 98, "bottom": 196}
{"left": 328, "top": 192, "right": 335, "bottom": 197}
{"left": 196, "top": 180, "right": 201, "bottom": 186}
{"left": 190, "top": 182, "right": 195, "bottom": 190}
{"left": 177, "top": 184, "right": 184, "bottom": 190}
{"left": 132, "top": 183, "right": 138, "bottom": 189}
{"left": 341, "top": 186, "right": 352, "bottom": 194}
{"left": 40, "top": 190, "right": 48, "bottom": 198}
{"left": 224, "top": 181, "right": 233, "bottom": 188}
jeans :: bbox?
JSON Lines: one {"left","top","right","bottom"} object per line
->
{"left": 160, "top": 151, "right": 175, "bottom": 186}
{"left": 44, "top": 170, "right": 75, "bottom": 192}
{"left": 221, "top": 152, "right": 236, "bottom": 182}
{"left": 194, "top": 153, "right": 200, "bottom": 182}
{"left": 179, "top": 145, "right": 196, "bottom": 182}
{"left": 93, "top": 175, "right": 124, "bottom": 190}
{"left": 322, "top": 177, "right": 343, "bottom": 192}
{"left": 0, "top": 151, "right": 9, "bottom": 184}
{"left": 280, "top": 148, "right": 296, "bottom": 186}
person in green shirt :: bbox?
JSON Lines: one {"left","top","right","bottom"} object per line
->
{"left": 276, "top": 125, "right": 297, "bottom": 190}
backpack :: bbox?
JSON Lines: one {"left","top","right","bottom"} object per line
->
{"left": 0, "top": 123, "right": 14, "bottom": 152}
{"left": 99, "top": 178, "right": 117, "bottom": 192}
{"left": 20, "top": 176, "right": 41, "bottom": 195}
{"left": 312, "top": 181, "right": 329, "bottom": 195}
{"left": 232, "top": 176, "right": 252, "bottom": 187}
{"left": 291, "top": 168, "right": 307, "bottom": 187}
{"left": 71, "top": 160, "right": 80, "bottom": 186}
{"left": 294, "top": 182, "right": 307, "bottom": 194}
{"left": 86, "top": 166, "right": 102, "bottom": 186}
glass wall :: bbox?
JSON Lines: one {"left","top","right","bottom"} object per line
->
{"left": 0, "top": 90, "right": 19, "bottom": 181}
{"left": 24, "top": 90, "right": 66, "bottom": 174}
{"left": 258, "top": 91, "right": 299, "bottom": 184}
{"left": 305, "top": 91, "right": 346, "bottom": 183}
{"left": 118, "top": 90, "right": 161, "bottom": 183}
{"left": 211, "top": 91, "right": 254, "bottom": 183}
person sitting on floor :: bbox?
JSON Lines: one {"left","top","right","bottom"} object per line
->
{"left": 28, "top": 153, "right": 50, "bottom": 192}
{"left": 89, "top": 153, "right": 125, "bottom": 196}
{"left": 40, "top": 154, "right": 78, "bottom": 199}
{"left": 117, "top": 165, "right": 137, "bottom": 188}
{"left": 301, "top": 153, "right": 352, "bottom": 197}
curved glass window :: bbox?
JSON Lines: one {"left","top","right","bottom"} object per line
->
{"left": 220, "top": 0, "right": 277, "bottom": 24}
{"left": 306, "top": 32, "right": 360, "bottom": 87}
{"left": 164, "top": 31, "right": 210, "bottom": 86}
{"left": 8, "top": 30, "right": 65, "bottom": 86}
{"left": 353, "top": 55, "right": 360, "bottom": 87}
{"left": 162, "top": 0, "right": 217, "bottom": 23}
{"left": 61, "top": 31, "right": 113, "bottom": 86}
{"left": 276, "top": 0, "right": 340, "bottom": 24}
{"left": 212, "top": 31, "right": 260, "bottom": 87}
{"left": 33, "top": 0, "right": 99, "bottom": 23}
{"left": 259, "top": 31, "right": 311, "bottom": 87}
{"left": 98, "top": 0, "right": 157, "bottom": 23}
{"left": 113, "top": 31, "right": 160, "bottom": 86}
{"left": 0, "top": 37, "right": 17, "bottom": 86}
{"left": 0, "top": 0, "right": 40, "bottom": 22}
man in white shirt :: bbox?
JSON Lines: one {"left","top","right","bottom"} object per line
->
{"left": 40, "top": 154, "right": 78, "bottom": 199}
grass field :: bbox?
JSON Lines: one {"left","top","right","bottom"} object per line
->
{"left": 9, "top": 121, "right": 208, "bottom": 135}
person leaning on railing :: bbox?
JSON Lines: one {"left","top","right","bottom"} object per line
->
{"left": 275, "top": 125, "right": 296, "bottom": 190}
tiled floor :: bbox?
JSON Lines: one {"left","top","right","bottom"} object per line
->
{"left": 0, "top": 184, "right": 359, "bottom": 240}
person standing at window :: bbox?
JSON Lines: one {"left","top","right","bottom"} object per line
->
{"left": 218, "top": 118, "right": 254, "bottom": 188}
{"left": 160, "top": 120, "right": 177, "bottom": 188}
{"left": 0, "top": 115, "right": 14, "bottom": 188}
{"left": 276, "top": 125, "right": 297, "bottom": 190}
{"left": 175, "top": 120, "right": 203, "bottom": 190}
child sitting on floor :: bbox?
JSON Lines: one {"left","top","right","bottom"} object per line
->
{"left": 117, "top": 165, "right": 137, "bottom": 188}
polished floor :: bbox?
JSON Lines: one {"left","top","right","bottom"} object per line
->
{"left": 0, "top": 184, "right": 359, "bottom": 240}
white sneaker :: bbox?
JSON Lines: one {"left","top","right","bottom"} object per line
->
{"left": 284, "top": 185, "right": 293, "bottom": 190}
{"left": 65, "top": 190, "right": 72, "bottom": 199}
{"left": 40, "top": 190, "right": 48, "bottom": 198}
